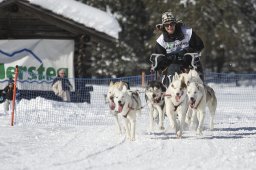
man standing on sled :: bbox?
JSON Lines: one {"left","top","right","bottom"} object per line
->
{"left": 150, "top": 11, "right": 204, "bottom": 86}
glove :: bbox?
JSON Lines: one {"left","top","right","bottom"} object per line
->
{"left": 182, "top": 54, "right": 192, "bottom": 67}
{"left": 182, "top": 53, "right": 201, "bottom": 69}
{"left": 150, "top": 54, "right": 172, "bottom": 71}
{"left": 166, "top": 50, "right": 187, "bottom": 64}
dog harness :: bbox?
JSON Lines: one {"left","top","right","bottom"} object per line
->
{"left": 163, "top": 93, "right": 183, "bottom": 111}
{"left": 192, "top": 94, "right": 203, "bottom": 109}
{"left": 122, "top": 92, "right": 141, "bottom": 118}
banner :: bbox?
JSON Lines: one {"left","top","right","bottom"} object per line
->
{"left": 0, "top": 39, "right": 74, "bottom": 90}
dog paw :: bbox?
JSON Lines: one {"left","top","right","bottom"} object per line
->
{"left": 147, "top": 131, "right": 153, "bottom": 135}
{"left": 147, "top": 127, "right": 154, "bottom": 134}
{"left": 159, "top": 126, "right": 165, "bottom": 130}
{"left": 210, "top": 125, "right": 214, "bottom": 131}
{"left": 125, "top": 135, "right": 131, "bottom": 140}
{"left": 130, "top": 137, "right": 135, "bottom": 141}
{"left": 196, "top": 129, "right": 203, "bottom": 135}
{"left": 176, "top": 131, "right": 182, "bottom": 138}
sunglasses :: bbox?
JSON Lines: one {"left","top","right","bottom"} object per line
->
{"left": 163, "top": 22, "right": 176, "bottom": 27}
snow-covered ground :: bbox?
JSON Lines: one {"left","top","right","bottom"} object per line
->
{"left": 0, "top": 84, "right": 256, "bottom": 170}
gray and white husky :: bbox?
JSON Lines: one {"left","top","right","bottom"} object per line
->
{"left": 145, "top": 80, "right": 166, "bottom": 132}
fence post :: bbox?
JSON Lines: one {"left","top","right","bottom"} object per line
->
{"left": 11, "top": 65, "right": 19, "bottom": 126}
{"left": 141, "top": 71, "right": 145, "bottom": 87}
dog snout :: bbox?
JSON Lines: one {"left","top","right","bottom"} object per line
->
{"left": 152, "top": 94, "right": 156, "bottom": 98}
{"left": 118, "top": 100, "right": 122, "bottom": 104}
{"left": 190, "top": 97, "right": 195, "bottom": 101}
{"left": 176, "top": 93, "right": 179, "bottom": 96}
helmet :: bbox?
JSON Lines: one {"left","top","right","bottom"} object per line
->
{"left": 162, "top": 12, "right": 176, "bottom": 24}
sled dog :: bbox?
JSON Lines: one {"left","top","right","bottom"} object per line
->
{"left": 107, "top": 81, "right": 129, "bottom": 134}
{"left": 181, "top": 69, "right": 217, "bottom": 130}
{"left": 164, "top": 73, "right": 188, "bottom": 138}
{"left": 181, "top": 69, "right": 203, "bottom": 85}
{"left": 186, "top": 81, "right": 217, "bottom": 134}
{"left": 186, "top": 82, "right": 206, "bottom": 135}
{"left": 145, "top": 80, "right": 166, "bottom": 132}
{"left": 114, "top": 87, "right": 142, "bottom": 141}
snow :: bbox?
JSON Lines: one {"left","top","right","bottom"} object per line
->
{"left": 0, "top": 84, "right": 256, "bottom": 170}
{"left": 27, "top": 0, "right": 121, "bottom": 39}
{"left": 0, "top": 0, "right": 121, "bottom": 38}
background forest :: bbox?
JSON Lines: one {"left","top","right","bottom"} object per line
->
{"left": 78, "top": 0, "right": 256, "bottom": 77}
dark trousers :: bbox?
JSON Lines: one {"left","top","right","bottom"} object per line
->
{"left": 156, "top": 63, "right": 204, "bottom": 87}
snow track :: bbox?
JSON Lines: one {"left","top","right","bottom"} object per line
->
{"left": 0, "top": 85, "right": 256, "bottom": 170}
{"left": 0, "top": 115, "right": 256, "bottom": 170}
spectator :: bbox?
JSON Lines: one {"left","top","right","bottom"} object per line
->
{"left": 52, "top": 69, "right": 72, "bottom": 102}
{"left": 2, "top": 79, "right": 19, "bottom": 115}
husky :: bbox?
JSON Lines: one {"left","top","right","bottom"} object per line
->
{"left": 181, "top": 69, "right": 203, "bottom": 85}
{"left": 181, "top": 69, "right": 217, "bottom": 131}
{"left": 187, "top": 81, "right": 217, "bottom": 134}
{"left": 164, "top": 73, "right": 188, "bottom": 138}
{"left": 107, "top": 81, "right": 129, "bottom": 134}
{"left": 113, "top": 87, "right": 142, "bottom": 141}
{"left": 145, "top": 80, "right": 166, "bottom": 132}
{"left": 186, "top": 82, "right": 206, "bottom": 135}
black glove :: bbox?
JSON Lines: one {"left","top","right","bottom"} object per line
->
{"left": 182, "top": 53, "right": 201, "bottom": 69}
{"left": 182, "top": 54, "right": 192, "bottom": 67}
{"left": 166, "top": 51, "right": 186, "bottom": 64}
{"left": 150, "top": 54, "right": 172, "bottom": 71}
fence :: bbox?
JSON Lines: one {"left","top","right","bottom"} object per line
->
{"left": 0, "top": 72, "right": 255, "bottom": 127}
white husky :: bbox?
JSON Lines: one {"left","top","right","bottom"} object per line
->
{"left": 186, "top": 82, "right": 207, "bottom": 135}
{"left": 181, "top": 69, "right": 203, "bottom": 85}
{"left": 107, "top": 81, "right": 129, "bottom": 134}
{"left": 181, "top": 70, "right": 217, "bottom": 131}
{"left": 114, "top": 87, "right": 142, "bottom": 141}
{"left": 164, "top": 73, "right": 188, "bottom": 138}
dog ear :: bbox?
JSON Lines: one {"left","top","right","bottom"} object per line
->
{"left": 117, "top": 81, "right": 124, "bottom": 89}
{"left": 174, "top": 72, "right": 179, "bottom": 79}
{"left": 124, "top": 81, "right": 130, "bottom": 90}
{"left": 188, "top": 69, "right": 193, "bottom": 78}
{"left": 121, "top": 85, "right": 128, "bottom": 92}
{"left": 181, "top": 76, "right": 187, "bottom": 89}
{"left": 172, "top": 76, "right": 176, "bottom": 83}
{"left": 191, "top": 70, "right": 200, "bottom": 79}
{"left": 189, "top": 69, "right": 193, "bottom": 74}
{"left": 187, "top": 80, "right": 190, "bottom": 86}
{"left": 172, "top": 72, "right": 179, "bottom": 82}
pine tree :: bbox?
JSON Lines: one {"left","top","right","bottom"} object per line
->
{"left": 77, "top": 0, "right": 256, "bottom": 77}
